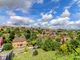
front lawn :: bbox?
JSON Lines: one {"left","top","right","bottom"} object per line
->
{"left": 12, "top": 49, "right": 80, "bottom": 60}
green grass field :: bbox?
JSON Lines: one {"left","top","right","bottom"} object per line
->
{"left": 12, "top": 49, "right": 80, "bottom": 60}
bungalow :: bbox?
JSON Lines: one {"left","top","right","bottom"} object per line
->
{"left": 12, "top": 37, "right": 27, "bottom": 48}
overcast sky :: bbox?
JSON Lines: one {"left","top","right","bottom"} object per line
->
{"left": 0, "top": 0, "right": 80, "bottom": 29}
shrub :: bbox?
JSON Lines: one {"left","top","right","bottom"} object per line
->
{"left": 32, "top": 50, "right": 38, "bottom": 56}
{"left": 76, "top": 48, "right": 80, "bottom": 55}
{"left": 67, "top": 40, "right": 79, "bottom": 54}
{"left": 60, "top": 44, "right": 68, "bottom": 54}
{"left": 3, "top": 43, "right": 12, "bottom": 50}
{"left": 24, "top": 47, "right": 28, "bottom": 52}
{"left": 36, "top": 39, "right": 43, "bottom": 48}
{"left": 31, "top": 40, "right": 37, "bottom": 46}
{"left": 70, "top": 40, "right": 79, "bottom": 48}
{"left": 41, "top": 40, "right": 53, "bottom": 51}
{"left": 41, "top": 39, "right": 60, "bottom": 51}
{"left": 52, "top": 40, "right": 61, "bottom": 50}
{"left": 56, "top": 37, "right": 61, "bottom": 42}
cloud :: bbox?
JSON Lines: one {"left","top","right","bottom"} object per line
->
{"left": 71, "top": 12, "right": 80, "bottom": 20}
{"left": 4, "top": 8, "right": 80, "bottom": 30}
{"left": 69, "top": 0, "right": 80, "bottom": 8}
{"left": 49, "top": 18, "right": 80, "bottom": 29}
{"left": 50, "top": 17, "right": 70, "bottom": 26}
{"left": 4, "top": 21, "right": 14, "bottom": 26}
{"left": 10, "top": 16, "right": 35, "bottom": 24}
{"left": 61, "top": 9, "right": 70, "bottom": 18}
{"left": 41, "top": 13, "right": 53, "bottom": 21}
{"left": 76, "top": 0, "right": 80, "bottom": 7}
{"left": 52, "top": 0, "right": 60, "bottom": 2}
{"left": 5, "top": 15, "right": 80, "bottom": 29}
{"left": 0, "top": 0, "right": 43, "bottom": 12}
{"left": 6, "top": 10, "right": 16, "bottom": 16}
{"left": 0, "top": 16, "right": 9, "bottom": 25}
{"left": 76, "top": 13, "right": 80, "bottom": 17}
{"left": 36, "top": 0, "right": 43, "bottom": 4}
{"left": 37, "top": 9, "right": 80, "bottom": 29}
{"left": 65, "top": 0, "right": 80, "bottom": 9}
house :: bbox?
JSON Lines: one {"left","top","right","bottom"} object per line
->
{"left": 0, "top": 37, "right": 4, "bottom": 47}
{"left": 12, "top": 37, "right": 27, "bottom": 48}
{"left": 40, "top": 30, "right": 56, "bottom": 39}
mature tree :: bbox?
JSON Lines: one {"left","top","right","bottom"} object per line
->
{"left": 0, "top": 32, "right": 3, "bottom": 37}
{"left": 9, "top": 32, "right": 15, "bottom": 41}
{"left": 76, "top": 31, "right": 80, "bottom": 41}
{"left": 32, "top": 50, "right": 38, "bottom": 56}
{"left": 24, "top": 30, "right": 31, "bottom": 40}
{"left": 4, "top": 32, "right": 15, "bottom": 43}
{"left": 3, "top": 43, "right": 12, "bottom": 50}
{"left": 41, "top": 39, "right": 60, "bottom": 51}
{"left": 68, "top": 31, "right": 76, "bottom": 40}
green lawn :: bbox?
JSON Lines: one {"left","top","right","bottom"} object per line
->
{"left": 12, "top": 49, "right": 80, "bottom": 60}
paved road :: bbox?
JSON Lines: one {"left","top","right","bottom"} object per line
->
{"left": 13, "top": 48, "right": 24, "bottom": 54}
{"left": 0, "top": 51, "right": 12, "bottom": 60}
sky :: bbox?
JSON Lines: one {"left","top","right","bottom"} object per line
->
{"left": 0, "top": 0, "right": 80, "bottom": 29}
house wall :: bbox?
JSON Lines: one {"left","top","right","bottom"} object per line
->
{"left": 12, "top": 41, "right": 27, "bottom": 48}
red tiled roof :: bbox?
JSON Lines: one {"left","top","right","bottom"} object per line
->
{"left": 12, "top": 37, "right": 26, "bottom": 43}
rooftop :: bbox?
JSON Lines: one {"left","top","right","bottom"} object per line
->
{"left": 12, "top": 37, "right": 26, "bottom": 43}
